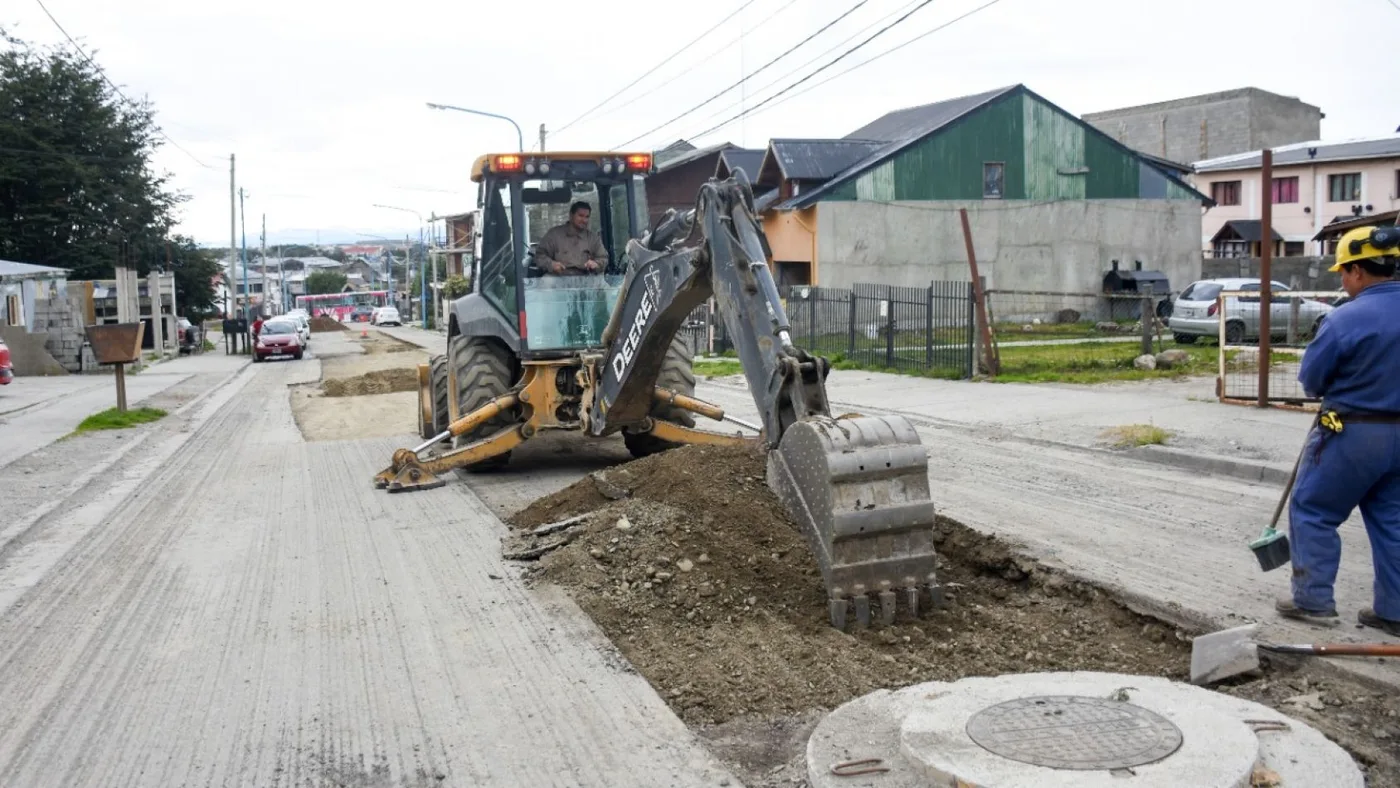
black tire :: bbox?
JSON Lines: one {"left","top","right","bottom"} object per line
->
{"left": 1172, "top": 333, "right": 1198, "bottom": 345}
{"left": 623, "top": 332, "right": 697, "bottom": 459}
{"left": 1224, "top": 321, "right": 1246, "bottom": 344}
{"left": 429, "top": 353, "right": 451, "bottom": 441}
{"left": 449, "top": 334, "right": 516, "bottom": 471}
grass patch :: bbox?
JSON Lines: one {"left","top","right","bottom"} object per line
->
{"left": 73, "top": 406, "right": 167, "bottom": 435}
{"left": 1101, "top": 423, "right": 1172, "bottom": 448}
{"left": 694, "top": 358, "right": 743, "bottom": 378}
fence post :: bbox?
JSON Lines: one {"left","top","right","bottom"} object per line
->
{"left": 885, "top": 296, "right": 896, "bottom": 368}
{"left": 847, "top": 290, "right": 857, "bottom": 358}
{"left": 809, "top": 290, "right": 817, "bottom": 348}
{"left": 1140, "top": 294, "right": 1153, "bottom": 357}
{"left": 926, "top": 284, "right": 935, "bottom": 369}
{"left": 1287, "top": 297, "right": 1300, "bottom": 346}
{"left": 966, "top": 284, "right": 976, "bottom": 378}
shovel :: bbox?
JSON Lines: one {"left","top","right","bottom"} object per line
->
{"left": 1190, "top": 623, "right": 1400, "bottom": 684}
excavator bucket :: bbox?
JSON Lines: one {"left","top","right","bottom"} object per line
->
{"left": 766, "top": 413, "right": 941, "bottom": 630}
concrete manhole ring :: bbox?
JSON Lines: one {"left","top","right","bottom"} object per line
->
{"left": 964, "top": 695, "right": 1183, "bottom": 770}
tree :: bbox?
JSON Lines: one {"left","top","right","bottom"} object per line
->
{"left": 164, "top": 235, "right": 222, "bottom": 318}
{"left": 306, "top": 270, "right": 348, "bottom": 294}
{"left": 327, "top": 247, "right": 347, "bottom": 263}
{"left": 0, "top": 30, "right": 181, "bottom": 280}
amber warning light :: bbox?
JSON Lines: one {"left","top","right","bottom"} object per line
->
{"left": 626, "top": 153, "right": 652, "bottom": 171}
{"left": 494, "top": 154, "right": 523, "bottom": 172}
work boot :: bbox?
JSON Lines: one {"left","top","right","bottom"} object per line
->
{"left": 1275, "top": 597, "right": 1340, "bottom": 627}
{"left": 1357, "top": 608, "right": 1400, "bottom": 637}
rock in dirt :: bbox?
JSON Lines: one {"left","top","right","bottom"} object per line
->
{"left": 1133, "top": 353, "right": 1157, "bottom": 371}
{"left": 1155, "top": 348, "right": 1191, "bottom": 369}
{"left": 1284, "top": 692, "right": 1327, "bottom": 712}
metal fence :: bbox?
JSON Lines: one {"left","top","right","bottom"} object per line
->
{"left": 686, "top": 282, "right": 976, "bottom": 378}
{"left": 1216, "top": 289, "right": 1347, "bottom": 406}
{"left": 985, "top": 289, "right": 1172, "bottom": 341}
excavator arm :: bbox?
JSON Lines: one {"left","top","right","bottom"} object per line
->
{"left": 588, "top": 174, "right": 943, "bottom": 629}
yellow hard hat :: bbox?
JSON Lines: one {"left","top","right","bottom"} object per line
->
{"left": 1331, "top": 225, "right": 1400, "bottom": 271}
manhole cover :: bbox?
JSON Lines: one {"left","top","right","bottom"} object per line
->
{"left": 965, "top": 695, "right": 1183, "bottom": 771}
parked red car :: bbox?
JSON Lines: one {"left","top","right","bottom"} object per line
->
{"left": 253, "top": 320, "right": 304, "bottom": 362}
{"left": 0, "top": 336, "right": 12, "bottom": 384}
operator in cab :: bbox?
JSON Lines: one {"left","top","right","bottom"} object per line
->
{"left": 537, "top": 201, "right": 608, "bottom": 276}
{"left": 1278, "top": 225, "right": 1400, "bottom": 636}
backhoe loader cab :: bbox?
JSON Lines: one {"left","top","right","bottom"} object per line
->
{"left": 459, "top": 151, "right": 656, "bottom": 359}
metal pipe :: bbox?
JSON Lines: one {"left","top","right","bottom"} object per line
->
{"left": 1258, "top": 149, "right": 1273, "bottom": 408}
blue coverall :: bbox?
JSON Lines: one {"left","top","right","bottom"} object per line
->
{"left": 1290, "top": 280, "right": 1400, "bottom": 621}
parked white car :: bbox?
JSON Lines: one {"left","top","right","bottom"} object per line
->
{"left": 1168, "top": 278, "right": 1334, "bottom": 344}
{"left": 371, "top": 306, "right": 402, "bottom": 327}
{"left": 276, "top": 313, "right": 311, "bottom": 345}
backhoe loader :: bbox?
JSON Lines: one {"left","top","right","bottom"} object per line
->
{"left": 375, "top": 151, "right": 941, "bottom": 629}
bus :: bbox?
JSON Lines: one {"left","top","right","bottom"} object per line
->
{"left": 294, "top": 290, "right": 390, "bottom": 322}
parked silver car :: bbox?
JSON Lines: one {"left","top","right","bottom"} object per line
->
{"left": 1168, "top": 277, "right": 1334, "bottom": 344}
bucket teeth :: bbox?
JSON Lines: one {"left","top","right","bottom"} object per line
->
{"left": 829, "top": 598, "right": 848, "bottom": 630}
{"left": 853, "top": 594, "right": 871, "bottom": 629}
{"left": 906, "top": 586, "right": 920, "bottom": 618}
{"left": 878, "top": 590, "right": 897, "bottom": 626}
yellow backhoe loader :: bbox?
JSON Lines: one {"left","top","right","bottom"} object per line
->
{"left": 375, "top": 151, "right": 941, "bottom": 629}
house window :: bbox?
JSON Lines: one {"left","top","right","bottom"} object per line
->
{"left": 1213, "top": 240, "right": 1250, "bottom": 258}
{"left": 1284, "top": 241, "right": 1305, "bottom": 257}
{"left": 983, "top": 162, "right": 1004, "bottom": 199}
{"left": 1271, "top": 176, "right": 1299, "bottom": 204}
{"left": 5, "top": 294, "right": 20, "bottom": 326}
{"left": 1211, "top": 180, "right": 1242, "bottom": 206}
{"left": 1328, "top": 172, "right": 1361, "bottom": 202}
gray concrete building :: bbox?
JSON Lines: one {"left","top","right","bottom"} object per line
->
{"left": 1082, "top": 88, "right": 1322, "bottom": 165}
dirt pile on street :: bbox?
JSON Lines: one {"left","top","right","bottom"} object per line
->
{"left": 322, "top": 368, "right": 418, "bottom": 397}
{"left": 355, "top": 334, "right": 417, "bottom": 354}
{"left": 310, "top": 316, "right": 347, "bottom": 332}
{"left": 507, "top": 443, "right": 1192, "bottom": 727}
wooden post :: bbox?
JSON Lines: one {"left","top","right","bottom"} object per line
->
{"left": 1258, "top": 149, "right": 1273, "bottom": 407}
{"left": 1141, "top": 295, "right": 1153, "bottom": 357}
{"left": 114, "top": 362, "right": 128, "bottom": 413}
{"left": 960, "top": 208, "right": 998, "bottom": 375}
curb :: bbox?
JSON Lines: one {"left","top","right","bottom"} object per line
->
{"left": 1135, "top": 445, "right": 1291, "bottom": 486}
{"left": 0, "top": 360, "right": 252, "bottom": 555}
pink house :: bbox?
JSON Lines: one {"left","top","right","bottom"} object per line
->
{"left": 1191, "top": 135, "right": 1400, "bottom": 257}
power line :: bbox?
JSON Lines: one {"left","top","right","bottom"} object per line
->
{"left": 678, "top": 0, "right": 928, "bottom": 132}
{"left": 685, "top": 0, "right": 943, "bottom": 140}
{"left": 614, "top": 0, "right": 871, "bottom": 149}
{"left": 745, "top": 0, "right": 1009, "bottom": 121}
{"left": 32, "top": 0, "right": 216, "bottom": 169}
{"left": 551, "top": 0, "right": 761, "bottom": 136}
{"left": 583, "top": 0, "right": 806, "bottom": 129}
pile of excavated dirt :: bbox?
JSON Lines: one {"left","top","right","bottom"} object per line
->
{"left": 321, "top": 368, "right": 418, "bottom": 397}
{"left": 310, "top": 316, "right": 348, "bottom": 332}
{"left": 507, "top": 444, "right": 1191, "bottom": 726}
{"left": 353, "top": 334, "right": 417, "bottom": 355}
{"left": 509, "top": 444, "right": 1400, "bottom": 787}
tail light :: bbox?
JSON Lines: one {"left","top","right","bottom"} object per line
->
{"left": 1207, "top": 303, "right": 1218, "bottom": 317}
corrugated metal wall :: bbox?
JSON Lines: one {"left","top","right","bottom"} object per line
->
{"left": 830, "top": 91, "right": 1198, "bottom": 204}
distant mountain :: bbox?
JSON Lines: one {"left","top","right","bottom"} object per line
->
{"left": 199, "top": 227, "right": 421, "bottom": 249}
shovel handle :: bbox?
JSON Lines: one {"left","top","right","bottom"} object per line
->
{"left": 1292, "top": 643, "right": 1400, "bottom": 657}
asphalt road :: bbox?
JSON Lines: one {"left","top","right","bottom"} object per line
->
{"left": 0, "top": 338, "right": 736, "bottom": 788}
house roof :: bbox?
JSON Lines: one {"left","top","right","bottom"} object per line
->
{"left": 651, "top": 141, "right": 734, "bottom": 174}
{"left": 1312, "top": 209, "right": 1400, "bottom": 241}
{"left": 654, "top": 139, "right": 698, "bottom": 166}
{"left": 1138, "top": 151, "right": 1193, "bottom": 175}
{"left": 780, "top": 84, "right": 1211, "bottom": 210}
{"left": 1213, "top": 220, "right": 1284, "bottom": 243}
{"left": 716, "top": 148, "right": 766, "bottom": 181}
{"left": 0, "top": 259, "right": 68, "bottom": 280}
{"left": 761, "top": 139, "right": 885, "bottom": 182}
{"left": 1195, "top": 134, "right": 1400, "bottom": 172}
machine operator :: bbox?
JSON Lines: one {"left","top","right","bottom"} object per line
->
{"left": 537, "top": 201, "right": 609, "bottom": 276}
{"left": 1278, "top": 225, "right": 1400, "bottom": 636}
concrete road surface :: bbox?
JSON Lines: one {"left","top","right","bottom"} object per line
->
{"left": 0, "top": 340, "right": 736, "bottom": 787}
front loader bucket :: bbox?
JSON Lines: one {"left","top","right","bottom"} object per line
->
{"left": 766, "top": 414, "right": 941, "bottom": 630}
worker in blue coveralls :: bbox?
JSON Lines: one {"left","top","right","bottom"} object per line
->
{"left": 1277, "top": 225, "right": 1400, "bottom": 635}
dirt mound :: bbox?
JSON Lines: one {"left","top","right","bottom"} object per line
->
{"left": 355, "top": 334, "right": 417, "bottom": 355}
{"left": 310, "top": 316, "right": 348, "bottom": 332}
{"left": 507, "top": 443, "right": 1191, "bottom": 727}
{"left": 322, "top": 368, "right": 418, "bottom": 397}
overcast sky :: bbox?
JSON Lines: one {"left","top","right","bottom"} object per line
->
{"left": 7, "top": 0, "right": 1397, "bottom": 246}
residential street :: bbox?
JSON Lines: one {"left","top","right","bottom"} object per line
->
{"left": 0, "top": 336, "right": 735, "bottom": 787}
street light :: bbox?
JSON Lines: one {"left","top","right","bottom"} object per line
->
{"left": 426, "top": 102, "right": 524, "bottom": 153}
{"left": 371, "top": 204, "right": 429, "bottom": 329}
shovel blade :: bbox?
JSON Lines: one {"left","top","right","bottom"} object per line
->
{"left": 1190, "top": 623, "right": 1262, "bottom": 685}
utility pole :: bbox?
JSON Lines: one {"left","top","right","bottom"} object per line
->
{"left": 229, "top": 154, "right": 236, "bottom": 318}
{"left": 261, "top": 213, "right": 272, "bottom": 314}
{"left": 420, "top": 224, "right": 427, "bottom": 329}
{"left": 239, "top": 188, "right": 249, "bottom": 319}
{"left": 539, "top": 124, "right": 547, "bottom": 152}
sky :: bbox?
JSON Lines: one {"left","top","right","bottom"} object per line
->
{"left": 6, "top": 0, "right": 1398, "bottom": 247}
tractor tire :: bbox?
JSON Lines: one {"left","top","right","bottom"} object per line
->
{"left": 1172, "top": 333, "right": 1197, "bottom": 345}
{"left": 624, "top": 332, "right": 697, "bottom": 459}
{"left": 429, "top": 353, "right": 451, "bottom": 442}
{"left": 449, "top": 334, "right": 516, "bottom": 471}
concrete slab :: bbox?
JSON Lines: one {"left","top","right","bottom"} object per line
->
{"left": 806, "top": 672, "right": 1361, "bottom": 788}
{"left": 0, "top": 353, "right": 738, "bottom": 787}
